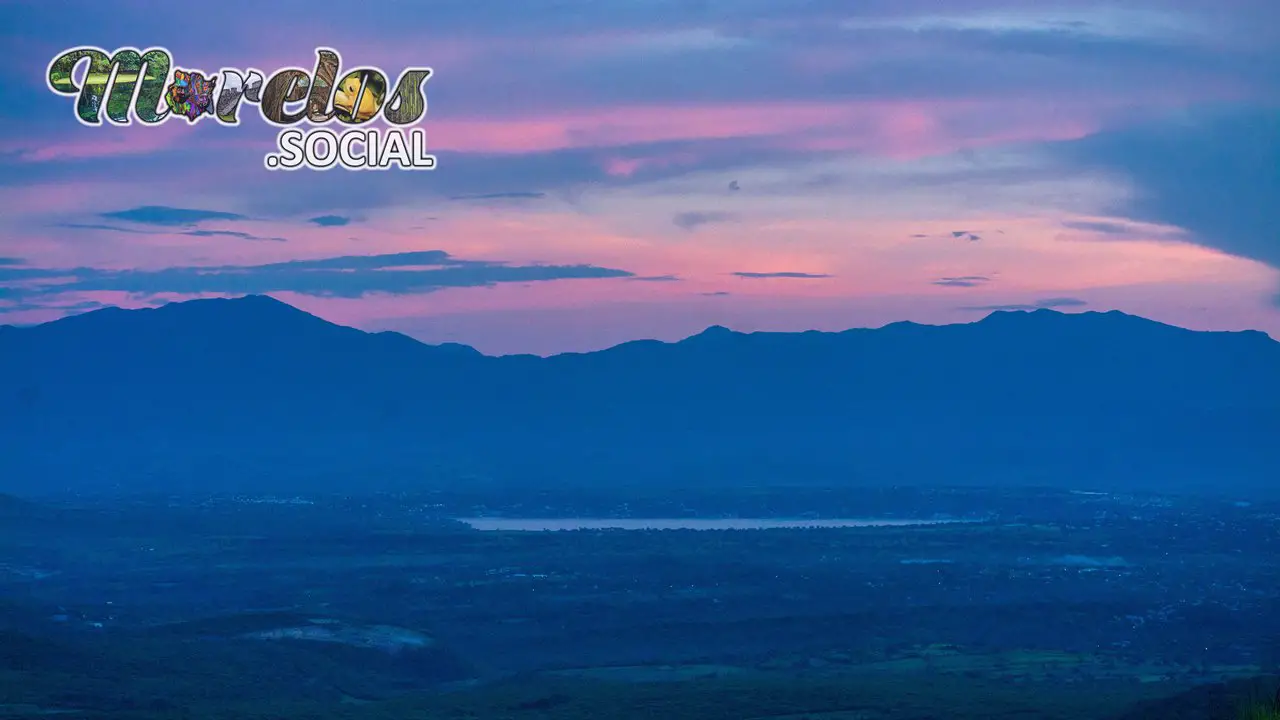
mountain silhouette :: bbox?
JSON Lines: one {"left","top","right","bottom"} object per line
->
{"left": 2, "top": 295, "right": 1277, "bottom": 496}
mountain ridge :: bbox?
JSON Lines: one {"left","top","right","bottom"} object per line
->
{"left": 8, "top": 294, "right": 1274, "bottom": 358}
{"left": 2, "top": 295, "right": 1277, "bottom": 496}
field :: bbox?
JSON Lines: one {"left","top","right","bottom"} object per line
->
{"left": 1, "top": 486, "right": 1277, "bottom": 718}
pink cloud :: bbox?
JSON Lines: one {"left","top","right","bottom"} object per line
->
{"left": 425, "top": 102, "right": 917, "bottom": 153}
{"left": 601, "top": 157, "right": 646, "bottom": 177}
{"left": 6, "top": 120, "right": 271, "bottom": 162}
{"left": 0, "top": 180, "right": 141, "bottom": 216}
{"left": 600, "top": 152, "right": 704, "bottom": 177}
{"left": 421, "top": 95, "right": 1182, "bottom": 159}
{"left": 4, "top": 124, "right": 187, "bottom": 162}
{"left": 12, "top": 74, "right": 1203, "bottom": 164}
{"left": 13, "top": 96, "right": 1103, "bottom": 163}
{"left": 257, "top": 211, "right": 1277, "bottom": 324}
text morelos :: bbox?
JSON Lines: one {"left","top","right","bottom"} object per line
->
{"left": 45, "top": 47, "right": 436, "bottom": 170}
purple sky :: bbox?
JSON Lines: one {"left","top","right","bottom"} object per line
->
{"left": 1, "top": 0, "right": 1277, "bottom": 355}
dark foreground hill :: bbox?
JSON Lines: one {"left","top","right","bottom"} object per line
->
{"left": 1, "top": 295, "right": 1278, "bottom": 495}
{"left": 1113, "top": 675, "right": 1280, "bottom": 720}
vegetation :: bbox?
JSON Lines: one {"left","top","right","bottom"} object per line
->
{"left": 3, "top": 488, "right": 1279, "bottom": 718}
{"left": 1237, "top": 689, "right": 1280, "bottom": 720}
{"left": 1239, "top": 704, "right": 1280, "bottom": 720}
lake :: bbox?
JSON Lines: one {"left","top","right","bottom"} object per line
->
{"left": 456, "top": 518, "right": 963, "bottom": 531}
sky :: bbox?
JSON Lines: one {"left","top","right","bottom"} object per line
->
{"left": 0, "top": 0, "right": 1277, "bottom": 355}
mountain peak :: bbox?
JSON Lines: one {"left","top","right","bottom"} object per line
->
{"left": 978, "top": 308, "right": 1071, "bottom": 322}
{"left": 154, "top": 294, "right": 305, "bottom": 316}
{"left": 148, "top": 294, "right": 330, "bottom": 326}
{"left": 9, "top": 294, "right": 358, "bottom": 355}
{"left": 677, "top": 324, "right": 740, "bottom": 345}
{"left": 976, "top": 307, "right": 1174, "bottom": 330}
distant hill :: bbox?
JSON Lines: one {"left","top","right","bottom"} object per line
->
{"left": 2, "top": 295, "right": 1278, "bottom": 496}
{"left": 0, "top": 492, "right": 34, "bottom": 518}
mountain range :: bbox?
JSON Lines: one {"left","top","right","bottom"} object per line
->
{"left": 2, "top": 295, "right": 1278, "bottom": 496}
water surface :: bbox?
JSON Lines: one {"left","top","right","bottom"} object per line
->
{"left": 457, "top": 517, "right": 961, "bottom": 531}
